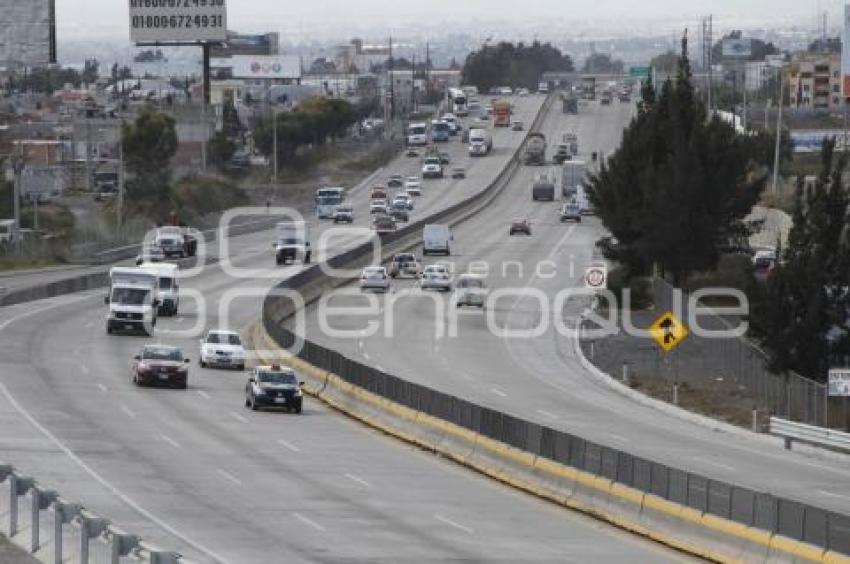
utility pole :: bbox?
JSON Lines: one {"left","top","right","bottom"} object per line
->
{"left": 388, "top": 35, "right": 395, "bottom": 120}
{"left": 411, "top": 53, "right": 417, "bottom": 114}
{"left": 772, "top": 67, "right": 784, "bottom": 194}
{"left": 12, "top": 156, "right": 23, "bottom": 249}
{"left": 273, "top": 111, "right": 278, "bottom": 180}
{"left": 117, "top": 126, "right": 125, "bottom": 233}
{"left": 425, "top": 41, "right": 431, "bottom": 101}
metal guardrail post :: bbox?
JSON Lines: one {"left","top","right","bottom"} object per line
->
{"left": 53, "top": 501, "right": 81, "bottom": 564}
{"left": 9, "top": 475, "right": 33, "bottom": 537}
{"left": 31, "top": 487, "right": 57, "bottom": 553}
{"left": 110, "top": 532, "right": 140, "bottom": 564}
{"left": 78, "top": 513, "right": 109, "bottom": 564}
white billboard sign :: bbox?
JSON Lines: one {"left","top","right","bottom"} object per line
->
{"left": 129, "top": 0, "right": 227, "bottom": 43}
{"left": 722, "top": 38, "right": 752, "bottom": 58}
{"left": 230, "top": 56, "right": 301, "bottom": 80}
{"left": 828, "top": 368, "right": 850, "bottom": 397}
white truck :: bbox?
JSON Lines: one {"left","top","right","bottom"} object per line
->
{"left": 423, "top": 224, "right": 452, "bottom": 256}
{"left": 468, "top": 128, "right": 493, "bottom": 156}
{"left": 138, "top": 262, "right": 180, "bottom": 316}
{"left": 562, "top": 160, "right": 587, "bottom": 198}
{"left": 273, "top": 221, "right": 312, "bottom": 265}
{"left": 105, "top": 267, "right": 160, "bottom": 336}
{"left": 154, "top": 226, "right": 197, "bottom": 258}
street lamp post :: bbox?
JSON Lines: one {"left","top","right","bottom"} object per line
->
{"left": 12, "top": 157, "right": 24, "bottom": 255}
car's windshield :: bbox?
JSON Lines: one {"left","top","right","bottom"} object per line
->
{"left": 257, "top": 371, "right": 297, "bottom": 385}
{"left": 142, "top": 346, "right": 182, "bottom": 361}
{"left": 111, "top": 288, "right": 150, "bottom": 305}
{"left": 158, "top": 277, "right": 173, "bottom": 290}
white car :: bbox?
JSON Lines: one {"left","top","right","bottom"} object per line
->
{"left": 499, "top": 86, "right": 513, "bottom": 95}
{"left": 454, "top": 274, "right": 487, "bottom": 308}
{"left": 420, "top": 264, "right": 452, "bottom": 292}
{"left": 405, "top": 180, "right": 421, "bottom": 197}
{"left": 517, "top": 88, "right": 529, "bottom": 96}
{"left": 199, "top": 329, "right": 247, "bottom": 370}
{"left": 135, "top": 245, "right": 165, "bottom": 266}
{"left": 393, "top": 194, "right": 414, "bottom": 211}
{"left": 370, "top": 200, "right": 388, "bottom": 215}
{"left": 422, "top": 156, "right": 443, "bottom": 178}
{"left": 360, "top": 266, "right": 391, "bottom": 292}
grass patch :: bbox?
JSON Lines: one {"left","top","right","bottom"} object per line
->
{"left": 172, "top": 175, "right": 248, "bottom": 221}
{"left": 341, "top": 142, "right": 398, "bottom": 172}
{"left": 0, "top": 257, "right": 60, "bottom": 271}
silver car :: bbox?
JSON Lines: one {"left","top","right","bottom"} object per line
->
{"left": 420, "top": 264, "right": 452, "bottom": 292}
{"left": 360, "top": 266, "right": 391, "bottom": 292}
{"left": 454, "top": 274, "right": 487, "bottom": 307}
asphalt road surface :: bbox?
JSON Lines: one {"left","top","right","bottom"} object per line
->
{"left": 295, "top": 98, "right": 850, "bottom": 517}
{"left": 0, "top": 95, "right": 694, "bottom": 563}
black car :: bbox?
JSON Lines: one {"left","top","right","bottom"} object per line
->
{"left": 245, "top": 365, "right": 304, "bottom": 413}
{"left": 389, "top": 204, "right": 409, "bottom": 223}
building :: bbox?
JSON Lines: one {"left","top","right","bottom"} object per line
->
{"left": 787, "top": 52, "right": 843, "bottom": 110}
{"left": 210, "top": 31, "right": 279, "bottom": 58}
{"left": 0, "top": 0, "right": 56, "bottom": 68}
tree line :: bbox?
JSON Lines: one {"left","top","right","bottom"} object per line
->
{"left": 752, "top": 140, "right": 850, "bottom": 383}
{"left": 461, "top": 41, "right": 573, "bottom": 92}
{"left": 253, "top": 97, "right": 364, "bottom": 164}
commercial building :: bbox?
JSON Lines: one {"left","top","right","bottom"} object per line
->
{"left": 0, "top": 0, "right": 56, "bottom": 68}
{"left": 787, "top": 52, "right": 843, "bottom": 110}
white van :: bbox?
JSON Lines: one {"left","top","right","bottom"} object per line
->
{"left": 0, "top": 219, "right": 15, "bottom": 245}
{"left": 105, "top": 267, "right": 160, "bottom": 336}
{"left": 423, "top": 224, "right": 452, "bottom": 256}
{"left": 407, "top": 122, "right": 428, "bottom": 146}
{"left": 139, "top": 262, "right": 180, "bottom": 316}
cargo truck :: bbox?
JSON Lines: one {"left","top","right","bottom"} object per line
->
{"left": 105, "top": 267, "right": 160, "bottom": 335}
{"left": 562, "top": 160, "right": 588, "bottom": 198}
{"left": 523, "top": 132, "right": 547, "bottom": 165}
{"left": 493, "top": 100, "right": 512, "bottom": 127}
{"left": 273, "top": 221, "right": 311, "bottom": 265}
{"left": 531, "top": 173, "right": 556, "bottom": 201}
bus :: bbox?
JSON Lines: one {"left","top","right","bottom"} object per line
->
{"left": 448, "top": 87, "right": 468, "bottom": 116}
{"left": 315, "top": 186, "right": 346, "bottom": 219}
{"left": 407, "top": 122, "right": 428, "bottom": 146}
{"left": 430, "top": 120, "right": 450, "bottom": 143}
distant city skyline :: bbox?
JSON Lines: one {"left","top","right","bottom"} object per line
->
{"left": 57, "top": 0, "right": 845, "bottom": 41}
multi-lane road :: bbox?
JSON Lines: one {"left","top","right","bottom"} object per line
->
{"left": 0, "top": 96, "right": 695, "bottom": 562}
{"left": 296, "top": 98, "right": 850, "bottom": 517}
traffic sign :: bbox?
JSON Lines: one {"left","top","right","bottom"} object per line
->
{"left": 649, "top": 311, "right": 688, "bottom": 353}
{"left": 584, "top": 265, "right": 607, "bottom": 289}
{"left": 828, "top": 368, "right": 850, "bottom": 397}
{"left": 630, "top": 65, "right": 651, "bottom": 79}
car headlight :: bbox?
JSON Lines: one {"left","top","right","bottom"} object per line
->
{"left": 254, "top": 386, "right": 265, "bottom": 396}
{"left": 294, "top": 388, "right": 303, "bottom": 397}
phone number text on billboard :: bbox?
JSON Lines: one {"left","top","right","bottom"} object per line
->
{"left": 129, "top": 0, "right": 227, "bottom": 42}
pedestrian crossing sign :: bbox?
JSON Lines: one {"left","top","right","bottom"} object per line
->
{"left": 649, "top": 312, "right": 688, "bottom": 353}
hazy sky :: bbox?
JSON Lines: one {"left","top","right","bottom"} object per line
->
{"left": 57, "top": 0, "right": 844, "bottom": 40}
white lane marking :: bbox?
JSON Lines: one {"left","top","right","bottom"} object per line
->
{"left": 278, "top": 439, "right": 301, "bottom": 453}
{"left": 229, "top": 411, "right": 248, "bottom": 424}
{"left": 217, "top": 469, "right": 242, "bottom": 486}
{"left": 160, "top": 434, "right": 181, "bottom": 449}
{"left": 435, "top": 514, "right": 475, "bottom": 535}
{"left": 84, "top": 322, "right": 93, "bottom": 329}
{"left": 119, "top": 404, "right": 136, "bottom": 419}
{"left": 292, "top": 512, "right": 326, "bottom": 532}
{"left": 0, "top": 383, "right": 232, "bottom": 564}
{"left": 362, "top": 352, "right": 371, "bottom": 361}
{"left": 96, "top": 383, "right": 107, "bottom": 393}
{"left": 819, "top": 489, "right": 850, "bottom": 502}
{"left": 490, "top": 388, "right": 507, "bottom": 398}
{"left": 691, "top": 456, "right": 735, "bottom": 472}
{"left": 197, "top": 390, "right": 211, "bottom": 400}
{"left": 344, "top": 473, "right": 372, "bottom": 488}
{"left": 536, "top": 409, "right": 558, "bottom": 420}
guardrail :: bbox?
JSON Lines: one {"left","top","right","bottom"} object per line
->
{"left": 261, "top": 93, "right": 850, "bottom": 559}
{"left": 0, "top": 464, "right": 182, "bottom": 563}
{"left": 770, "top": 416, "right": 850, "bottom": 453}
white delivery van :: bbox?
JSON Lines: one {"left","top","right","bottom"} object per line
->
{"left": 468, "top": 128, "right": 493, "bottom": 156}
{"left": 105, "top": 267, "right": 159, "bottom": 335}
{"left": 407, "top": 122, "right": 428, "bottom": 146}
{"left": 423, "top": 224, "right": 452, "bottom": 256}
{"left": 273, "top": 221, "right": 311, "bottom": 265}
{"left": 138, "top": 262, "right": 180, "bottom": 316}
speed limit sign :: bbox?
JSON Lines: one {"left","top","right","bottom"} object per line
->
{"left": 584, "top": 265, "right": 607, "bottom": 289}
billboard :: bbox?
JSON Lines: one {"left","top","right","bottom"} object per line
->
{"left": 0, "top": 0, "right": 55, "bottom": 67}
{"left": 843, "top": 5, "right": 850, "bottom": 96}
{"left": 230, "top": 56, "right": 301, "bottom": 80}
{"left": 129, "top": 0, "right": 227, "bottom": 43}
{"left": 829, "top": 368, "right": 850, "bottom": 397}
{"left": 722, "top": 38, "right": 752, "bottom": 58}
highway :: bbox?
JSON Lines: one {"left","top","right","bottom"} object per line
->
{"left": 0, "top": 95, "right": 692, "bottom": 562}
{"left": 294, "top": 98, "right": 850, "bottom": 516}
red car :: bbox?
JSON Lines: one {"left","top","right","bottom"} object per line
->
{"left": 131, "top": 344, "right": 190, "bottom": 389}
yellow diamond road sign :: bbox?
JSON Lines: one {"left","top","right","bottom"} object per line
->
{"left": 649, "top": 312, "right": 688, "bottom": 353}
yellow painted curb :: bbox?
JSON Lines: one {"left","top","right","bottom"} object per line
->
{"left": 255, "top": 325, "right": 845, "bottom": 564}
